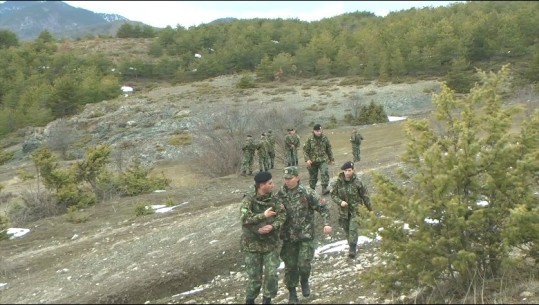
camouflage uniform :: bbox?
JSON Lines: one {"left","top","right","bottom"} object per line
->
{"left": 241, "top": 136, "right": 257, "bottom": 175}
{"left": 240, "top": 184, "right": 287, "bottom": 303}
{"left": 350, "top": 129, "right": 364, "bottom": 162}
{"left": 303, "top": 132, "right": 335, "bottom": 192}
{"left": 330, "top": 171, "right": 372, "bottom": 257}
{"left": 275, "top": 168, "right": 330, "bottom": 299}
{"left": 266, "top": 130, "right": 276, "bottom": 169}
{"left": 257, "top": 134, "right": 270, "bottom": 172}
{"left": 284, "top": 130, "right": 300, "bottom": 166}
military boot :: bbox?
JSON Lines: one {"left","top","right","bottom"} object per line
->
{"left": 321, "top": 184, "right": 330, "bottom": 195}
{"left": 262, "top": 296, "right": 272, "bottom": 304}
{"left": 288, "top": 287, "right": 299, "bottom": 304}
{"left": 301, "top": 279, "right": 311, "bottom": 297}
{"left": 348, "top": 243, "right": 357, "bottom": 259}
{"left": 245, "top": 298, "right": 255, "bottom": 304}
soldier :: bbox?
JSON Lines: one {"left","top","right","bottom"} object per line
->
{"left": 240, "top": 171, "right": 287, "bottom": 304}
{"left": 257, "top": 133, "right": 270, "bottom": 172}
{"left": 284, "top": 128, "right": 300, "bottom": 166}
{"left": 350, "top": 127, "right": 364, "bottom": 162}
{"left": 302, "top": 124, "right": 335, "bottom": 195}
{"left": 330, "top": 161, "right": 372, "bottom": 259}
{"left": 275, "top": 166, "right": 332, "bottom": 304}
{"left": 241, "top": 134, "right": 257, "bottom": 176}
{"left": 266, "top": 130, "right": 276, "bottom": 169}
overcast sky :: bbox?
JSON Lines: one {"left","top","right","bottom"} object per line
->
{"left": 60, "top": 1, "right": 462, "bottom": 28}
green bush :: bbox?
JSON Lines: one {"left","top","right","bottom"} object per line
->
{"left": 134, "top": 201, "right": 155, "bottom": 216}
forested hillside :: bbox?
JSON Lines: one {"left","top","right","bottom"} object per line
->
{"left": 0, "top": 1, "right": 538, "bottom": 137}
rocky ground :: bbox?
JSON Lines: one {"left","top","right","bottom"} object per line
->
{"left": 1, "top": 75, "right": 537, "bottom": 304}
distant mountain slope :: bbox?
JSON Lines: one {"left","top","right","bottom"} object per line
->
{"left": 0, "top": 1, "right": 132, "bottom": 40}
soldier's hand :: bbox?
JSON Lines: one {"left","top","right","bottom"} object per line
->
{"left": 306, "top": 160, "right": 312, "bottom": 167}
{"left": 329, "top": 160, "right": 335, "bottom": 165}
{"left": 340, "top": 201, "right": 348, "bottom": 208}
{"left": 323, "top": 225, "right": 332, "bottom": 234}
{"left": 258, "top": 224, "right": 273, "bottom": 234}
{"left": 264, "top": 207, "right": 276, "bottom": 218}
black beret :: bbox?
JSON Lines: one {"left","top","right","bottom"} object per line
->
{"left": 341, "top": 161, "right": 354, "bottom": 170}
{"left": 254, "top": 171, "right": 272, "bottom": 184}
{"left": 313, "top": 124, "right": 322, "bottom": 130}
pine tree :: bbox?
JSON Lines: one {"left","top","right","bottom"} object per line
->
{"left": 364, "top": 64, "right": 539, "bottom": 300}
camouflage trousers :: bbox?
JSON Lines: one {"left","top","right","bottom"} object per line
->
{"left": 241, "top": 153, "right": 255, "bottom": 174}
{"left": 307, "top": 161, "right": 330, "bottom": 190}
{"left": 268, "top": 150, "right": 275, "bottom": 168}
{"left": 339, "top": 214, "right": 360, "bottom": 246}
{"left": 352, "top": 145, "right": 361, "bottom": 162}
{"left": 286, "top": 149, "right": 298, "bottom": 166}
{"left": 244, "top": 250, "right": 281, "bottom": 299}
{"left": 258, "top": 153, "right": 270, "bottom": 171}
{"left": 280, "top": 240, "right": 315, "bottom": 288}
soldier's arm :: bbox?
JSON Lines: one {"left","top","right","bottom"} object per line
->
{"left": 272, "top": 200, "right": 287, "bottom": 230}
{"left": 308, "top": 189, "right": 330, "bottom": 225}
{"left": 357, "top": 181, "right": 373, "bottom": 211}
{"left": 325, "top": 137, "right": 335, "bottom": 162}
{"left": 302, "top": 138, "right": 311, "bottom": 162}
{"left": 330, "top": 183, "right": 343, "bottom": 206}
{"left": 240, "top": 197, "right": 266, "bottom": 225}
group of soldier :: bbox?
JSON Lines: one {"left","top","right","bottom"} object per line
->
{"left": 241, "top": 128, "right": 301, "bottom": 176}
{"left": 240, "top": 123, "right": 372, "bottom": 304}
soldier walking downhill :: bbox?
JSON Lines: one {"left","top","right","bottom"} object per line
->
{"left": 284, "top": 128, "right": 300, "bottom": 166}
{"left": 257, "top": 133, "right": 270, "bottom": 172}
{"left": 350, "top": 127, "right": 364, "bottom": 162}
{"left": 330, "top": 161, "right": 372, "bottom": 259}
{"left": 275, "top": 166, "right": 332, "bottom": 304}
{"left": 240, "top": 171, "right": 287, "bottom": 304}
{"left": 266, "top": 130, "right": 276, "bottom": 169}
{"left": 302, "top": 124, "right": 335, "bottom": 195}
{"left": 241, "top": 134, "right": 257, "bottom": 176}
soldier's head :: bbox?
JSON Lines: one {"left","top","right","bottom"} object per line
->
{"left": 288, "top": 128, "right": 296, "bottom": 134}
{"left": 254, "top": 171, "right": 274, "bottom": 195}
{"left": 341, "top": 161, "right": 355, "bottom": 180}
{"left": 352, "top": 127, "right": 357, "bottom": 133}
{"left": 313, "top": 124, "right": 322, "bottom": 136}
{"left": 283, "top": 166, "right": 300, "bottom": 188}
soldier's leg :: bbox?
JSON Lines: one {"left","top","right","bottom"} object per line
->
{"left": 264, "top": 155, "right": 270, "bottom": 171}
{"left": 248, "top": 154, "right": 254, "bottom": 174}
{"left": 348, "top": 216, "right": 360, "bottom": 246}
{"left": 320, "top": 161, "right": 330, "bottom": 194}
{"left": 280, "top": 241, "right": 300, "bottom": 289}
{"left": 262, "top": 249, "right": 280, "bottom": 299}
{"left": 298, "top": 240, "right": 315, "bottom": 296}
{"left": 338, "top": 217, "right": 351, "bottom": 241}
{"left": 286, "top": 150, "right": 293, "bottom": 166}
{"left": 307, "top": 163, "right": 319, "bottom": 190}
{"left": 293, "top": 149, "right": 299, "bottom": 166}
{"left": 269, "top": 151, "right": 275, "bottom": 169}
{"left": 258, "top": 154, "right": 264, "bottom": 172}
{"left": 244, "top": 252, "right": 264, "bottom": 301}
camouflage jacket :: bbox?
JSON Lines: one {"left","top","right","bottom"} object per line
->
{"left": 240, "top": 185, "right": 286, "bottom": 252}
{"left": 266, "top": 134, "right": 276, "bottom": 152}
{"left": 284, "top": 134, "right": 300, "bottom": 150}
{"left": 350, "top": 132, "right": 363, "bottom": 146}
{"left": 303, "top": 133, "right": 334, "bottom": 163}
{"left": 330, "top": 172, "right": 372, "bottom": 219}
{"left": 275, "top": 183, "right": 330, "bottom": 242}
{"left": 256, "top": 139, "right": 268, "bottom": 156}
{"left": 242, "top": 138, "right": 256, "bottom": 154}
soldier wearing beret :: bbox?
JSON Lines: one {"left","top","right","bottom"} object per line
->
{"left": 240, "top": 171, "right": 287, "bottom": 304}
{"left": 302, "top": 123, "right": 335, "bottom": 195}
{"left": 330, "top": 161, "right": 372, "bottom": 259}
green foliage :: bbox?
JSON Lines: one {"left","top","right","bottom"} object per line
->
{"left": 444, "top": 57, "right": 479, "bottom": 93}
{"left": 134, "top": 201, "right": 155, "bottom": 217}
{"left": 365, "top": 65, "right": 539, "bottom": 300}
{"left": 118, "top": 160, "right": 171, "bottom": 196}
{"left": 0, "top": 148, "right": 14, "bottom": 165}
{"left": 64, "top": 206, "right": 89, "bottom": 223}
{"left": 116, "top": 23, "right": 156, "bottom": 38}
{"left": 0, "top": 214, "right": 9, "bottom": 241}
{"left": 344, "top": 100, "right": 389, "bottom": 125}
{"left": 236, "top": 74, "right": 257, "bottom": 89}
{"left": 0, "top": 29, "right": 19, "bottom": 49}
